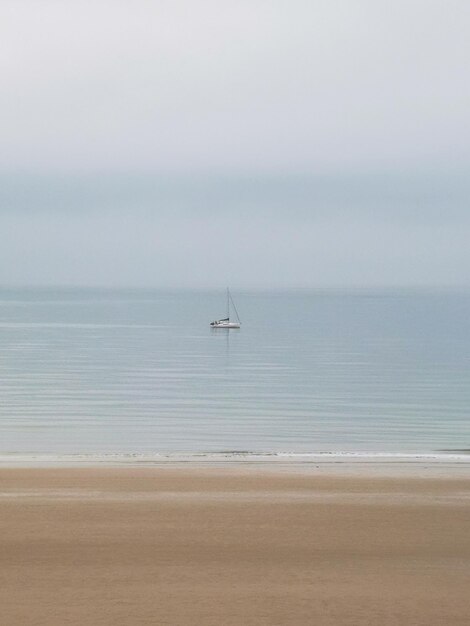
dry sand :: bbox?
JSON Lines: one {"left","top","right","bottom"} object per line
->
{"left": 1, "top": 466, "right": 469, "bottom": 625}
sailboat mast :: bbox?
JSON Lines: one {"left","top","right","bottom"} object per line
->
{"left": 227, "top": 287, "right": 230, "bottom": 319}
{"left": 228, "top": 290, "right": 241, "bottom": 323}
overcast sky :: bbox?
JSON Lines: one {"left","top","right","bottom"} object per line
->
{"left": 1, "top": 1, "right": 469, "bottom": 288}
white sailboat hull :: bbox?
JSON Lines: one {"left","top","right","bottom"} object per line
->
{"left": 210, "top": 321, "right": 240, "bottom": 328}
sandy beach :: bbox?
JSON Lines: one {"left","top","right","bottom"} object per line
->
{"left": 1, "top": 464, "right": 469, "bottom": 626}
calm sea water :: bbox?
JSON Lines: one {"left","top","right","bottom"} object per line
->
{"left": 0, "top": 288, "right": 469, "bottom": 455}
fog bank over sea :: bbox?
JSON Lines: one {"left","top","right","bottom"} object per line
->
{"left": 1, "top": 170, "right": 469, "bottom": 289}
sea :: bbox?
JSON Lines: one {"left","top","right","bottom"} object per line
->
{"left": 0, "top": 287, "right": 469, "bottom": 457}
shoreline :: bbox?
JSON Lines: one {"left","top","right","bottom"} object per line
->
{"left": 1, "top": 451, "right": 469, "bottom": 478}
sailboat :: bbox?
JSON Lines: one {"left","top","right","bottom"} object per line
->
{"left": 210, "top": 288, "right": 241, "bottom": 328}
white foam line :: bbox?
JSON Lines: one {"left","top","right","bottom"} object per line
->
{"left": 1, "top": 450, "right": 470, "bottom": 467}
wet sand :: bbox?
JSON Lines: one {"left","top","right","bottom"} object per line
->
{"left": 1, "top": 466, "right": 469, "bottom": 625}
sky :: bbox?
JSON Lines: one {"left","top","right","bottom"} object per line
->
{"left": 0, "top": 0, "right": 469, "bottom": 288}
